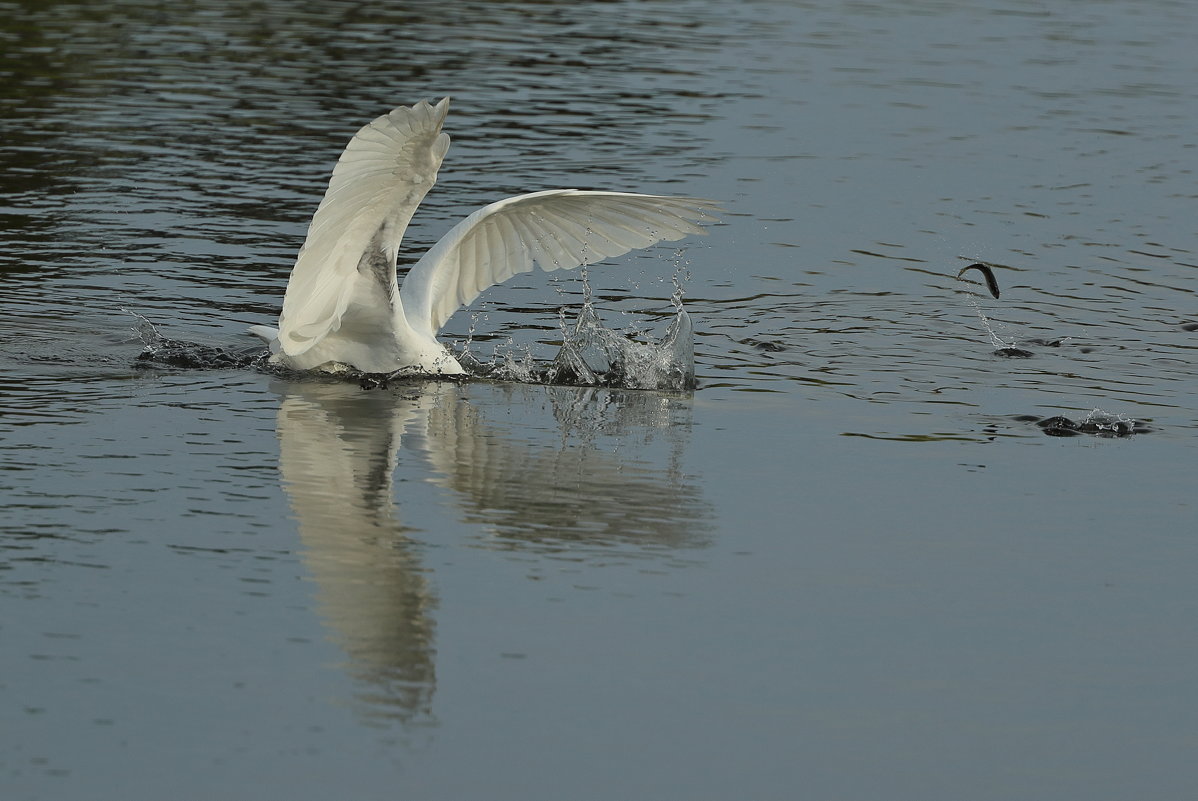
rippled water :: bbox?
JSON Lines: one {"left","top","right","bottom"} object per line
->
{"left": 3, "top": 1, "right": 1197, "bottom": 799}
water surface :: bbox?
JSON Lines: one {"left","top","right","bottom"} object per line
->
{"left": 3, "top": 1, "right": 1197, "bottom": 799}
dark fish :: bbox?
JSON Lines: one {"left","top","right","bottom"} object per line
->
{"left": 956, "top": 263, "right": 1001, "bottom": 299}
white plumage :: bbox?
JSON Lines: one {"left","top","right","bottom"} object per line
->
{"left": 251, "top": 98, "right": 719, "bottom": 375}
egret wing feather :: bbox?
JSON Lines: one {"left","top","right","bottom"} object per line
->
{"left": 277, "top": 98, "right": 451, "bottom": 357}
{"left": 400, "top": 190, "right": 720, "bottom": 338}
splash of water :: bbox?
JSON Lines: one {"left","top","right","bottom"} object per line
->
{"left": 125, "top": 309, "right": 264, "bottom": 369}
{"left": 124, "top": 308, "right": 163, "bottom": 345}
{"left": 1034, "top": 408, "right": 1145, "bottom": 437}
{"left": 463, "top": 261, "right": 698, "bottom": 391}
{"left": 460, "top": 338, "right": 538, "bottom": 384}
{"left": 1080, "top": 408, "right": 1138, "bottom": 435}
{"left": 541, "top": 260, "right": 696, "bottom": 391}
{"left": 962, "top": 295, "right": 1014, "bottom": 349}
{"left": 542, "top": 300, "right": 695, "bottom": 391}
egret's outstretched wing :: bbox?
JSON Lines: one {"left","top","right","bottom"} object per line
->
{"left": 277, "top": 98, "right": 451, "bottom": 357}
{"left": 399, "top": 190, "right": 720, "bottom": 337}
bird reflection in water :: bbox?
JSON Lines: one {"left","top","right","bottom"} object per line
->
{"left": 272, "top": 379, "right": 712, "bottom": 726}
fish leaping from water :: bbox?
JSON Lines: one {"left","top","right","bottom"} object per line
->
{"left": 250, "top": 98, "right": 719, "bottom": 375}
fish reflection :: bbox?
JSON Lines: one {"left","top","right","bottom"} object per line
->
{"left": 273, "top": 379, "right": 711, "bottom": 726}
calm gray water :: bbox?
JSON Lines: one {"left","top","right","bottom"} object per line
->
{"left": 3, "top": 1, "right": 1197, "bottom": 799}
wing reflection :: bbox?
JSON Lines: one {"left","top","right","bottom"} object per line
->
{"left": 412, "top": 383, "right": 711, "bottom": 550}
{"left": 274, "top": 379, "right": 712, "bottom": 726}
{"left": 276, "top": 382, "right": 440, "bottom": 726}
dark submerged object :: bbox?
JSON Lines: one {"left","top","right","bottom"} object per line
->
{"left": 957, "top": 262, "right": 1001, "bottom": 299}
{"left": 994, "top": 346, "right": 1034, "bottom": 358}
{"left": 136, "top": 338, "right": 264, "bottom": 369}
{"left": 1012, "top": 413, "right": 1150, "bottom": 438}
{"left": 743, "top": 338, "right": 786, "bottom": 352}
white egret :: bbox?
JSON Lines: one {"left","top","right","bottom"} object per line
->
{"left": 250, "top": 98, "right": 719, "bottom": 375}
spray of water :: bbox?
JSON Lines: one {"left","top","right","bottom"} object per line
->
{"left": 455, "top": 256, "right": 697, "bottom": 391}
{"left": 542, "top": 300, "right": 694, "bottom": 391}
{"left": 124, "top": 308, "right": 264, "bottom": 369}
{"left": 964, "top": 295, "right": 1016, "bottom": 350}
{"left": 540, "top": 259, "right": 695, "bottom": 391}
